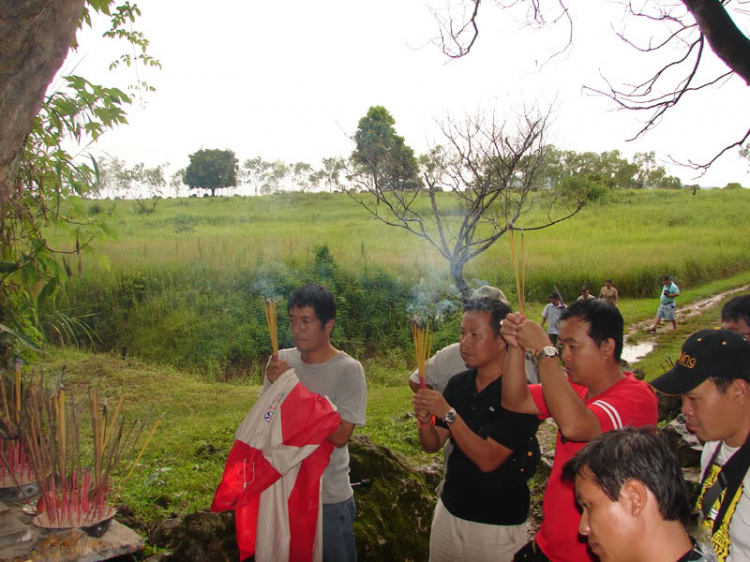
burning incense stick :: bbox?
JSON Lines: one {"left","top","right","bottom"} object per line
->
{"left": 262, "top": 298, "right": 279, "bottom": 355}
{"left": 15, "top": 358, "right": 21, "bottom": 424}
{"left": 411, "top": 318, "right": 433, "bottom": 389}
{"left": 508, "top": 229, "right": 526, "bottom": 315}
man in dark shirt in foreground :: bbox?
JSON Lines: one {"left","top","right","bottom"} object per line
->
{"left": 413, "top": 297, "right": 541, "bottom": 562}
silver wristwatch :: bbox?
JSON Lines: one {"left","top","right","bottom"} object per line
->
{"left": 444, "top": 408, "right": 457, "bottom": 425}
{"left": 535, "top": 345, "right": 559, "bottom": 363}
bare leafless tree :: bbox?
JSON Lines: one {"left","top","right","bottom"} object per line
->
{"left": 430, "top": 0, "right": 750, "bottom": 175}
{"left": 346, "top": 109, "right": 588, "bottom": 298}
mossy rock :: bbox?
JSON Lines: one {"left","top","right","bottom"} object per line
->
{"left": 151, "top": 511, "right": 238, "bottom": 562}
{"left": 349, "top": 434, "right": 441, "bottom": 561}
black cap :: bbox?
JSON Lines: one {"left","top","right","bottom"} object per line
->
{"left": 649, "top": 329, "right": 750, "bottom": 395}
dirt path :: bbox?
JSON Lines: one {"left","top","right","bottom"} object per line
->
{"left": 625, "top": 283, "right": 750, "bottom": 339}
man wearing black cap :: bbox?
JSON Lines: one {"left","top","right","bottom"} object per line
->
{"left": 650, "top": 329, "right": 750, "bottom": 562}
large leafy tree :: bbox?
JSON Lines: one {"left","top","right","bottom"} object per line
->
{"left": 0, "top": 1, "right": 158, "bottom": 358}
{"left": 184, "top": 149, "right": 239, "bottom": 197}
{"left": 351, "top": 106, "right": 422, "bottom": 193}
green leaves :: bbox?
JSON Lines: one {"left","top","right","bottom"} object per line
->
{"left": 351, "top": 106, "right": 422, "bottom": 193}
{"left": 1, "top": 0, "right": 158, "bottom": 362}
{"left": 0, "top": 262, "right": 19, "bottom": 274}
{"left": 184, "top": 149, "right": 239, "bottom": 196}
{"left": 0, "top": 323, "right": 43, "bottom": 353}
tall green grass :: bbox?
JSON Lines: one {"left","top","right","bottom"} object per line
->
{"left": 52, "top": 188, "right": 750, "bottom": 377}
{"left": 74, "top": 189, "right": 750, "bottom": 295}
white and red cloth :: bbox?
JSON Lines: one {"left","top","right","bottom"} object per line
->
{"left": 211, "top": 370, "right": 341, "bottom": 562}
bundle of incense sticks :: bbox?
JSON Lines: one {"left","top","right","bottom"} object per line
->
{"left": 0, "top": 441, "right": 34, "bottom": 487}
{"left": 0, "top": 358, "right": 22, "bottom": 431}
{"left": 0, "top": 360, "right": 36, "bottom": 487}
{"left": 508, "top": 229, "right": 526, "bottom": 315}
{"left": 411, "top": 318, "right": 433, "bottom": 389}
{"left": 21, "top": 373, "right": 159, "bottom": 527}
{"left": 262, "top": 298, "right": 279, "bottom": 355}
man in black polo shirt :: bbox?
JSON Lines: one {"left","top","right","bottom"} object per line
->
{"left": 413, "top": 297, "right": 541, "bottom": 562}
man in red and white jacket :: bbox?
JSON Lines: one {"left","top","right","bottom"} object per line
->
{"left": 211, "top": 368, "right": 341, "bottom": 561}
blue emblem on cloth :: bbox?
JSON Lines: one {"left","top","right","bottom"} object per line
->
{"left": 264, "top": 393, "right": 285, "bottom": 423}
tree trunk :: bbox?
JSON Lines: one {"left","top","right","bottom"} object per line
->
{"left": 450, "top": 259, "right": 471, "bottom": 302}
{"left": 681, "top": 0, "right": 750, "bottom": 85}
{"left": 0, "top": 0, "right": 85, "bottom": 205}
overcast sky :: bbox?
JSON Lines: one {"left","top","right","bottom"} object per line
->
{"left": 62, "top": 0, "right": 750, "bottom": 192}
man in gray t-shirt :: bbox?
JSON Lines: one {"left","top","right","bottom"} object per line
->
{"left": 541, "top": 292, "right": 565, "bottom": 346}
{"left": 265, "top": 284, "right": 367, "bottom": 562}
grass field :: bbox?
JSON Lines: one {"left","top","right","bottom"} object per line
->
{"left": 49, "top": 187, "right": 750, "bottom": 377}
{"left": 76, "top": 187, "right": 750, "bottom": 297}
{"left": 22, "top": 186, "right": 750, "bottom": 541}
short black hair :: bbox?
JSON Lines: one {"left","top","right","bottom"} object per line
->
{"left": 562, "top": 427, "right": 691, "bottom": 527}
{"left": 550, "top": 292, "right": 560, "bottom": 300}
{"left": 560, "top": 298, "right": 624, "bottom": 361}
{"left": 464, "top": 297, "right": 512, "bottom": 337}
{"left": 581, "top": 285, "right": 590, "bottom": 291}
{"left": 663, "top": 275, "right": 672, "bottom": 281}
{"left": 287, "top": 284, "right": 336, "bottom": 328}
{"left": 721, "top": 294, "right": 750, "bottom": 327}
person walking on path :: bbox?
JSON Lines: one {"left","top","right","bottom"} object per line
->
{"left": 598, "top": 279, "right": 618, "bottom": 307}
{"left": 541, "top": 292, "right": 565, "bottom": 346}
{"left": 647, "top": 276, "right": 680, "bottom": 332}
{"left": 577, "top": 285, "right": 596, "bottom": 301}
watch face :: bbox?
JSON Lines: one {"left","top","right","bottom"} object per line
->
{"left": 538, "top": 346, "right": 558, "bottom": 360}
{"left": 445, "top": 408, "right": 456, "bottom": 424}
